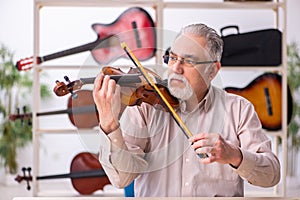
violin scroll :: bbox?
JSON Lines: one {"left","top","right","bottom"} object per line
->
{"left": 53, "top": 76, "right": 84, "bottom": 97}
{"left": 15, "top": 167, "right": 32, "bottom": 190}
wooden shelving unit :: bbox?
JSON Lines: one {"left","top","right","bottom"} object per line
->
{"left": 32, "top": 0, "right": 287, "bottom": 196}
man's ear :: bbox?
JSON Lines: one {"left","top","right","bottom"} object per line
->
{"left": 209, "top": 62, "right": 221, "bottom": 80}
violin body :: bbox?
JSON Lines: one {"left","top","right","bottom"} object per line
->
{"left": 70, "top": 152, "right": 111, "bottom": 195}
{"left": 67, "top": 90, "right": 99, "bottom": 128}
{"left": 10, "top": 90, "right": 99, "bottom": 129}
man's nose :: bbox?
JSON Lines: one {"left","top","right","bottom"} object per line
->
{"left": 171, "top": 59, "right": 184, "bottom": 74}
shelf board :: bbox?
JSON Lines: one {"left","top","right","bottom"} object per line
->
{"left": 36, "top": 65, "right": 99, "bottom": 70}
{"left": 35, "top": 0, "right": 284, "bottom": 9}
{"left": 36, "top": 128, "right": 99, "bottom": 134}
{"left": 220, "top": 66, "right": 284, "bottom": 72}
{"left": 164, "top": 1, "right": 284, "bottom": 10}
{"left": 35, "top": 0, "right": 159, "bottom": 8}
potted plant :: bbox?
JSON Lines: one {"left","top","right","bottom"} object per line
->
{"left": 287, "top": 41, "right": 300, "bottom": 177}
{"left": 0, "top": 43, "right": 50, "bottom": 175}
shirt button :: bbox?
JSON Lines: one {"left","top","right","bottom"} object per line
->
{"left": 185, "top": 182, "right": 189, "bottom": 186}
{"left": 185, "top": 158, "right": 190, "bottom": 163}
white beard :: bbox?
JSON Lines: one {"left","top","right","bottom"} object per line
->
{"left": 168, "top": 73, "right": 193, "bottom": 101}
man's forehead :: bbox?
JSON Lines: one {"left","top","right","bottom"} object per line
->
{"left": 171, "top": 34, "right": 209, "bottom": 58}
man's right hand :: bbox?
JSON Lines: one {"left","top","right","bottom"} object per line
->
{"left": 93, "top": 73, "right": 121, "bottom": 134}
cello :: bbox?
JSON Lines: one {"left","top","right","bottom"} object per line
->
{"left": 15, "top": 152, "right": 111, "bottom": 195}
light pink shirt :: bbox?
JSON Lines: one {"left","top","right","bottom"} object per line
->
{"left": 98, "top": 86, "right": 280, "bottom": 197}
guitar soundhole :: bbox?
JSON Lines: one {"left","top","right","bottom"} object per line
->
{"left": 264, "top": 87, "right": 273, "bottom": 116}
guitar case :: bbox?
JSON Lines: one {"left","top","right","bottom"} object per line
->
{"left": 220, "top": 25, "right": 282, "bottom": 66}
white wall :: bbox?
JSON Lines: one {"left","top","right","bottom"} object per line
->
{"left": 0, "top": 0, "right": 300, "bottom": 188}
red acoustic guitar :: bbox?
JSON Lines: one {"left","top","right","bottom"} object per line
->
{"left": 224, "top": 73, "right": 293, "bottom": 131}
{"left": 16, "top": 7, "right": 156, "bottom": 71}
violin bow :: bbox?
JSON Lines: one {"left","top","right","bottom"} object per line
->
{"left": 121, "top": 42, "right": 207, "bottom": 158}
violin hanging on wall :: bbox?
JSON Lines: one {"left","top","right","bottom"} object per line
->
{"left": 16, "top": 7, "right": 156, "bottom": 71}
{"left": 9, "top": 90, "right": 99, "bottom": 129}
{"left": 15, "top": 152, "right": 110, "bottom": 195}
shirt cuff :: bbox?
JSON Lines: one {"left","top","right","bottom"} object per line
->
{"left": 235, "top": 148, "right": 256, "bottom": 181}
{"left": 98, "top": 127, "right": 122, "bottom": 187}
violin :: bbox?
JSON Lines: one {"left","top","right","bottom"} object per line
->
{"left": 15, "top": 7, "right": 156, "bottom": 71}
{"left": 9, "top": 90, "right": 99, "bottom": 129}
{"left": 15, "top": 152, "right": 110, "bottom": 195}
{"left": 53, "top": 66, "right": 179, "bottom": 110}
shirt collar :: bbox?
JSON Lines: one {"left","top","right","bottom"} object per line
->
{"left": 179, "top": 85, "right": 214, "bottom": 114}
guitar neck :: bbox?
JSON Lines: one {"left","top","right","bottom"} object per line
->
{"left": 41, "top": 36, "right": 116, "bottom": 63}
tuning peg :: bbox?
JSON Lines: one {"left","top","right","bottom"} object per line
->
{"left": 64, "top": 76, "right": 71, "bottom": 83}
{"left": 26, "top": 167, "right": 32, "bottom": 190}
{"left": 63, "top": 76, "right": 78, "bottom": 99}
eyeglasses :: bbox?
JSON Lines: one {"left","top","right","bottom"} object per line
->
{"left": 163, "top": 54, "right": 217, "bottom": 68}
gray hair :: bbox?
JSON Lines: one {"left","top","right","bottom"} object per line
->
{"left": 179, "top": 23, "right": 223, "bottom": 61}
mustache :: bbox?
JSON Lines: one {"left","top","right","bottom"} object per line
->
{"left": 168, "top": 73, "right": 188, "bottom": 84}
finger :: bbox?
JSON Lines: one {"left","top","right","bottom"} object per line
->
{"left": 114, "top": 84, "right": 121, "bottom": 101}
{"left": 195, "top": 146, "right": 213, "bottom": 155}
{"left": 191, "top": 137, "right": 211, "bottom": 149}
{"left": 208, "top": 133, "right": 219, "bottom": 145}
{"left": 94, "top": 73, "right": 104, "bottom": 91}
{"left": 100, "top": 75, "right": 111, "bottom": 99}
{"left": 106, "top": 79, "right": 117, "bottom": 102}
{"left": 199, "top": 155, "right": 216, "bottom": 164}
{"left": 189, "top": 133, "right": 206, "bottom": 143}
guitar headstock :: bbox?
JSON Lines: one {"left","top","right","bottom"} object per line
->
{"left": 15, "top": 56, "right": 41, "bottom": 71}
{"left": 53, "top": 76, "right": 83, "bottom": 97}
{"left": 15, "top": 167, "right": 32, "bottom": 190}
